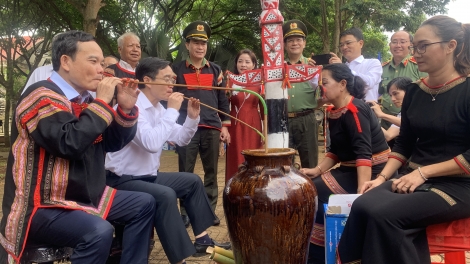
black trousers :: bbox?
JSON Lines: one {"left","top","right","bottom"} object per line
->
{"left": 288, "top": 112, "right": 319, "bottom": 169}
{"left": 308, "top": 164, "right": 387, "bottom": 264}
{"left": 338, "top": 180, "right": 470, "bottom": 264}
{"left": 176, "top": 127, "right": 221, "bottom": 214}
{"left": 26, "top": 190, "right": 155, "bottom": 264}
{"left": 106, "top": 171, "right": 216, "bottom": 264}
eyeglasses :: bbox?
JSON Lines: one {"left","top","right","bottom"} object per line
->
{"left": 409, "top": 41, "right": 449, "bottom": 55}
{"left": 390, "top": 41, "right": 409, "bottom": 46}
{"left": 155, "top": 77, "right": 176, "bottom": 84}
{"left": 338, "top": 41, "right": 357, "bottom": 48}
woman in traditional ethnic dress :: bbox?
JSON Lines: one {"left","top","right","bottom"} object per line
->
{"left": 225, "top": 49, "right": 263, "bottom": 182}
{"left": 300, "top": 63, "right": 390, "bottom": 264}
{"left": 337, "top": 15, "right": 470, "bottom": 264}
{"left": 368, "top": 76, "right": 412, "bottom": 142}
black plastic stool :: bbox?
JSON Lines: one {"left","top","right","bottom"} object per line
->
{"left": 20, "top": 242, "right": 73, "bottom": 264}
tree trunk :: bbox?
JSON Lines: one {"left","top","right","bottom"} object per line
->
{"left": 83, "top": 0, "right": 105, "bottom": 36}
{"left": 332, "top": 0, "right": 341, "bottom": 55}
{"left": 4, "top": 98, "right": 11, "bottom": 146}
{"left": 319, "top": 0, "right": 330, "bottom": 53}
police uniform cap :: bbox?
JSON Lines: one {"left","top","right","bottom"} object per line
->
{"left": 183, "top": 21, "right": 211, "bottom": 42}
{"left": 283, "top": 19, "right": 308, "bottom": 40}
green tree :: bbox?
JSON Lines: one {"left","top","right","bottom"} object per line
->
{"left": 282, "top": 0, "right": 449, "bottom": 56}
{"left": 0, "top": 0, "right": 57, "bottom": 145}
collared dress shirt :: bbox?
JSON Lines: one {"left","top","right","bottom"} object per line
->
{"left": 49, "top": 71, "right": 91, "bottom": 102}
{"left": 105, "top": 92, "right": 200, "bottom": 176}
{"left": 23, "top": 64, "right": 54, "bottom": 94}
{"left": 346, "top": 55, "right": 382, "bottom": 101}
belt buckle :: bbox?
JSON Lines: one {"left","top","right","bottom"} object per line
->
{"left": 288, "top": 112, "right": 295, "bottom": 118}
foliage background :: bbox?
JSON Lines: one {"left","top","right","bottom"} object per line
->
{"left": 0, "top": 0, "right": 449, "bottom": 144}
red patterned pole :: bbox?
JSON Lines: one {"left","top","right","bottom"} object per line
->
{"left": 227, "top": 0, "right": 321, "bottom": 148}
{"left": 259, "top": 0, "right": 288, "bottom": 148}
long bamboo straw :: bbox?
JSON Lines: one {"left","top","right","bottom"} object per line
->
{"left": 183, "top": 96, "right": 265, "bottom": 141}
{"left": 136, "top": 81, "right": 269, "bottom": 152}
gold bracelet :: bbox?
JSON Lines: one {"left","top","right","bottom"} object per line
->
{"left": 417, "top": 167, "right": 428, "bottom": 181}
{"left": 316, "top": 165, "right": 323, "bottom": 174}
{"left": 377, "top": 173, "right": 388, "bottom": 181}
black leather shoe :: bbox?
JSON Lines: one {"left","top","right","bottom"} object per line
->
{"left": 213, "top": 216, "right": 220, "bottom": 226}
{"left": 181, "top": 215, "right": 190, "bottom": 228}
{"left": 193, "top": 239, "right": 231, "bottom": 257}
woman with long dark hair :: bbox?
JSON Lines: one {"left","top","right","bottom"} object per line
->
{"left": 337, "top": 15, "right": 470, "bottom": 264}
{"left": 300, "top": 63, "right": 390, "bottom": 263}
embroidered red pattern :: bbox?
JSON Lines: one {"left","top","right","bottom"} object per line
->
{"left": 71, "top": 102, "right": 103, "bottom": 144}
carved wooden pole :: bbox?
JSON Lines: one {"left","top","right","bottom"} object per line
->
{"left": 259, "top": 0, "right": 287, "bottom": 148}
{"left": 227, "top": 0, "right": 320, "bottom": 149}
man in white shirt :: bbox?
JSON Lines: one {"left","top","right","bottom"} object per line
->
{"left": 23, "top": 64, "right": 54, "bottom": 94}
{"left": 330, "top": 27, "right": 382, "bottom": 101}
{"left": 105, "top": 57, "right": 230, "bottom": 264}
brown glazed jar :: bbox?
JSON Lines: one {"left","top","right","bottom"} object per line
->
{"left": 223, "top": 148, "right": 317, "bottom": 264}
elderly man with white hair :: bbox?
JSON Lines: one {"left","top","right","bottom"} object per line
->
{"left": 104, "top": 32, "right": 141, "bottom": 79}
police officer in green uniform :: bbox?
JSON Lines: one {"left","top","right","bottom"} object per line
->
{"left": 283, "top": 19, "right": 320, "bottom": 169}
{"left": 380, "top": 31, "right": 427, "bottom": 129}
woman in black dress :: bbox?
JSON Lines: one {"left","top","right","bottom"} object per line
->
{"left": 337, "top": 15, "right": 470, "bottom": 264}
{"left": 300, "top": 63, "right": 390, "bottom": 264}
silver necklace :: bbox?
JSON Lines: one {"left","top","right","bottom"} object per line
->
{"left": 429, "top": 74, "right": 455, "bottom": 102}
{"left": 430, "top": 89, "right": 441, "bottom": 101}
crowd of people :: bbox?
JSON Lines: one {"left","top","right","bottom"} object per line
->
{"left": 0, "top": 13, "right": 468, "bottom": 264}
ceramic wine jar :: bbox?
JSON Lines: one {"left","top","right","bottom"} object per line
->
{"left": 223, "top": 148, "right": 317, "bottom": 264}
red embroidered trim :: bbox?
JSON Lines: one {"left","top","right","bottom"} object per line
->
{"left": 102, "top": 189, "right": 117, "bottom": 219}
{"left": 326, "top": 152, "right": 340, "bottom": 163}
{"left": 17, "top": 147, "right": 47, "bottom": 261}
{"left": 389, "top": 155, "right": 406, "bottom": 164}
{"left": 356, "top": 159, "right": 372, "bottom": 167}
{"left": 421, "top": 75, "right": 465, "bottom": 89}
{"left": 321, "top": 171, "right": 348, "bottom": 194}
{"left": 117, "top": 105, "right": 138, "bottom": 119}
{"left": 20, "top": 98, "right": 69, "bottom": 129}
{"left": 345, "top": 98, "right": 362, "bottom": 133}
{"left": 454, "top": 157, "right": 470, "bottom": 174}
{"left": 115, "top": 63, "right": 136, "bottom": 75}
{"left": 71, "top": 102, "right": 87, "bottom": 118}
{"left": 310, "top": 223, "right": 325, "bottom": 246}
{"left": 71, "top": 102, "right": 103, "bottom": 144}
{"left": 94, "top": 99, "right": 116, "bottom": 115}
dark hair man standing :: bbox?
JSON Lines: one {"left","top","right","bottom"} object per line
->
{"left": 172, "top": 21, "right": 230, "bottom": 227}
{"left": 330, "top": 27, "right": 382, "bottom": 102}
